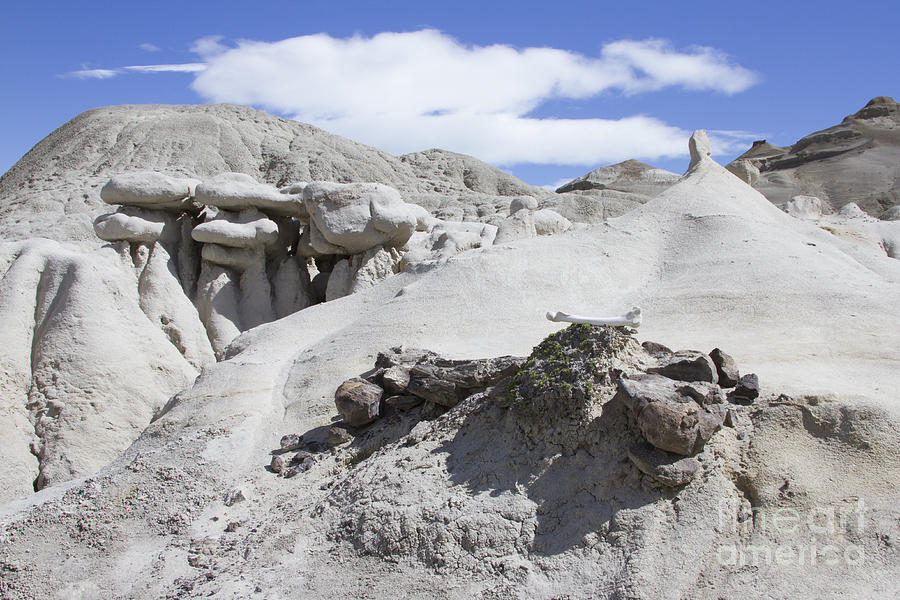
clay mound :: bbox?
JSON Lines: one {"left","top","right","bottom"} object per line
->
{"left": 729, "top": 96, "right": 900, "bottom": 215}
{"left": 319, "top": 327, "right": 738, "bottom": 583}
{"left": 1, "top": 135, "right": 899, "bottom": 598}
{"left": 0, "top": 104, "right": 550, "bottom": 243}
{"left": 317, "top": 325, "right": 898, "bottom": 597}
{"left": 399, "top": 148, "right": 541, "bottom": 198}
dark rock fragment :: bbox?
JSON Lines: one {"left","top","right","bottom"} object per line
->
{"left": 618, "top": 373, "right": 727, "bottom": 455}
{"left": 627, "top": 442, "right": 701, "bottom": 487}
{"left": 730, "top": 373, "right": 759, "bottom": 404}
{"left": 641, "top": 341, "right": 672, "bottom": 356}
{"left": 382, "top": 366, "right": 411, "bottom": 393}
{"left": 709, "top": 348, "right": 740, "bottom": 387}
{"left": 328, "top": 425, "right": 354, "bottom": 447}
{"left": 384, "top": 394, "right": 424, "bottom": 411}
{"left": 279, "top": 433, "right": 303, "bottom": 452}
{"left": 334, "top": 378, "right": 383, "bottom": 427}
{"left": 407, "top": 355, "right": 524, "bottom": 407}
{"left": 649, "top": 350, "right": 719, "bottom": 384}
{"left": 269, "top": 455, "right": 287, "bottom": 474}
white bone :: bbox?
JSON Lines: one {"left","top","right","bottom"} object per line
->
{"left": 545, "top": 306, "right": 642, "bottom": 328}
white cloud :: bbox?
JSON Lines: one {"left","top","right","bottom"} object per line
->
{"left": 188, "top": 30, "right": 758, "bottom": 165}
{"left": 319, "top": 112, "right": 688, "bottom": 165}
{"left": 190, "top": 35, "right": 228, "bottom": 57}
{"left": 64, "top": 63, "right": 206, "bottom": 80}
{"left": 600, "top": 40, "right": 759, "bottom": 94}
{"left": 66, "top": 68, "right": 120, "bottom": 80}
{"left": 706, "top": 129, "right": 767, "bottom": 157}
{"left": 124, "top": 63, "right": 206, "bottom": 73}
{"left": 67, "top": 30, "right": 761, "bottom": 166}
{"left": 139, "top": 43, "right": 160, "bottom": 52}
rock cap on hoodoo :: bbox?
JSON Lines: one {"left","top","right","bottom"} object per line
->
{"left": 687, "top": 130, "right": 712, "bottom": 171}
{"left": 100, "top": 171, "right": 201, "bottom": 211}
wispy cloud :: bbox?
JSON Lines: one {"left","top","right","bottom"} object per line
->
{"left": 190, "top": 35, "right": 228, "bottom": 57}
{"left": 67, "top": 30, "right": 760, "bottom": 166}
{"left": 139, "top": 43, "right": 160, "bottom": 52}
{"left": 64, "top": 63, "right": 206, "bottom": 80}
{"left": 706, "top": 129, "right": 767, "bottom": 156}
{"left": 124, "top": 63, "right": 206, "bottom": 73}
{"left": 66, "top": 68, "right": 120, "bottom": 80}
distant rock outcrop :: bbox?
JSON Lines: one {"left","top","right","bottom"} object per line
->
{"left": 728, "top": 96, "right": 900, "bottom": 215}
{"left": 551, "top": 158, "right": 682, "bottom": 222}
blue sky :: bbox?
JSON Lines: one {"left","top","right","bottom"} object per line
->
{"left": 1, "top": 0, "right": 897, "bottom": 189}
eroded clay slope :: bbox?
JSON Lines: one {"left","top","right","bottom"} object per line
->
{"left": 1, "top": 140, "right": 897, "bottom": 598}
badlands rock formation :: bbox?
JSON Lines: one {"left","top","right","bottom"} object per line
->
{"left": 729, "top": 96, "right": 900, "bottom": 216}
{"left": 0, "top": 108, "right": 899, "bottom": 599}
{"left": 0, "top": 110, "right": 583, "bottom": 501}
{"left": 0, "top": 104, "right": 562, "bottom": 245}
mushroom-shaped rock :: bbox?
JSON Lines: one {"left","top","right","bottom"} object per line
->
{"left": 533, "top": 209, "right": 572, "bottom": 236}
{"left": 508, "top": 196, "right": 538, "bottom": 215}
{"left": 303, "top": 182, "right": 422, "bottom": 254}
{"left": 191, "top": 208, "right": 279, "bottom": 248}
{"left": 200, "top": 244, "right": 264, "bottom": 271}
{"left": 93, "top": 207, "right": 176, "bottom": 244}
{"left": 100, "top": 171, "right": 200, "bottom": 211}
{"left": 688, "top": 130, "right": 712, "bottom": 171}
{"left": 195, "top": 173, "right": 307, "bottom": 218}
{"left": 619, "top": 373, "right": 727, "bottom": 455}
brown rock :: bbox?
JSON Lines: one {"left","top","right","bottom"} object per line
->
{"left": 328, "top": 425, "right": 354, "bottom": 446}
{"left": 618, "top": 373, "right": 727, "bottom": 455}
{"left": 649, "top": 350, "right": 719, "bottom": 384}
{"left": 730, "top": 373, "right": 759, "bottom": 404}
{"left": 382, "top": 366, "right": 411, "bottom": 393}
{"left": 279, "top": 433, "right": 303, "bottom": 452}
{"left": 334, "top": 378, "right": 383, "bottom": 427}
{"left": 709, "top": 348, "right": 740, "bottom": 387}
{"left": 627, "top": 442, "right": 701, "bottom": 487}
{"left": 384, "top": 394, "right": 424, "bottom": 411}
{"left": 270, "top": 455, "right": 287, "bottom": 474}
{"left": 407, "top": 355, "right": 524, "bottom": 407}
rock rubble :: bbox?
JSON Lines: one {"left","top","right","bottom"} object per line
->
{"left": 328, "top": 324, "right": 758, "bottom": 489}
